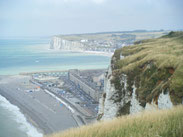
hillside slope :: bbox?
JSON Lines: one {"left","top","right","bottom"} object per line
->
{"left": 98, "top": 31, "right": 183, "bottom": 119}
{"left": 47, "top": 105, "right": 183, "bottom": 137}
{"left": 50, "top": 30, "right": 168, "bottom": 52}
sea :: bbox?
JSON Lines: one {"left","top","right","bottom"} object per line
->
{"left": 0, "top": 38, "right": 110, "bottom": 137}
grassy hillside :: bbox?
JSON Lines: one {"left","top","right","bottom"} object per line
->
{"left": 56, "top": 30, "right": 168, "bottom": 42}
{"left": 46, "top": 105, "right": 183, "bottom": 137}
{"left": 111, "top": 31, "right": 183, "bottom": 107}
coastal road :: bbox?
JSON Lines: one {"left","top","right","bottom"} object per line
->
{"left": 0, "top": 75, "right": 77, "bottom": 135}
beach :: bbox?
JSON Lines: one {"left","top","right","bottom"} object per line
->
{"left": 0, "top": 75, "right": 78, "bottom": 135}
{"left": 48, "top": 49, "right": 114, "bottom": 57}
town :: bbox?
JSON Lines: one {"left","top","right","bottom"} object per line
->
{"left": 21, "top": 69, "right": 106, "bottom": 125}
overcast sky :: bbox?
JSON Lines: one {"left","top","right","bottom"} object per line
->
{"left": 0, "top": 0, "right": 183, "bottom": 37}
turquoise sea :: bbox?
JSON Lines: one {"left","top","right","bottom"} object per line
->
{"left": 0, "top": 38, "right": 110, "bottom": 75}
{"left": 0, "top": 38, "right": 110, "bottom": 137}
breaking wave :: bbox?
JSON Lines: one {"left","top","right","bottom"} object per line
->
{"left": 0, "top": 94, "right": 43, "bottom": 137}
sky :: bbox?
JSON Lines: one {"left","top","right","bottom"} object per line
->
{"left": 0, "top": 0, "right": 183, "bottom": 37}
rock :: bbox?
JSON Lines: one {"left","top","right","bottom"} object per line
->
{"left": 50, "top": 37, "right": 85, "bottom": 51}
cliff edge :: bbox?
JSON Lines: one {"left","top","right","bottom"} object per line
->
{"left": 98, "top": 31, "right": 183, "bottom": 120}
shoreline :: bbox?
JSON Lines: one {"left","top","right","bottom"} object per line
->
{"left": 0, "top": 65, "right": 109, "bottom": 76}
{"left": 47, "top": 49, "right": 114, "bottom": 57}
{"left": 79, "top": 50, "right": 113, "bottom": 57}
{"left": 0, "top": 75, "right": 78, "bottom": 136}
{"left": 0, "top": 86, "right": 48, "bottom": 135}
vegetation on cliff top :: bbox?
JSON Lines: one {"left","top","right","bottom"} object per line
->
{"left": 56, "top": 30, "right": 168, "bottom": 42}
{"left": 46, "top": 105, "right": 183, "bottom": 137}
{"left": 111, "top": 31, "right": 183, "bottom": 107}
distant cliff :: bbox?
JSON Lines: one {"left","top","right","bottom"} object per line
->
{"left": 98, "top": 31, "right": 183, "bottom": 120}
{"left": 49, "top": 36, "right": 116, "bottom": 53}
{"left": 49, "top": 31, "right": 168, "bottom": 53}
{"left": 50, "top": 37, "right": 85, "bottom": 52}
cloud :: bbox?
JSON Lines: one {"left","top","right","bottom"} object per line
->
{"left": 35, "top": 0, "right": 106, "bottom": 4}
{"left": 92, "top": 0, "right": 105, "bottom": 4}
{"left": 63, "top": 0, "right": 106, "bottom": 3}
{"left": 1, "top": 0, "right": 182, "bottom": 37}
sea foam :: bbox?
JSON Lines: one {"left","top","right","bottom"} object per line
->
{"left": 0, "top": 94, "right": 43, "bottom": 137}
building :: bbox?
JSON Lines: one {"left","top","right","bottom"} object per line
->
{"left": 68, "top": 69, "right": 103, "bottom": 102}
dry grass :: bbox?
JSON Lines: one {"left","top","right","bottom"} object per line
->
{"left": 118, "top": 34, "right": 183, "bottom": 72}
{"left": 46, "top": 105, "right": 183, "bottom": 137}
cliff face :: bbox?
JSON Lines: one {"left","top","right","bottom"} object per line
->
{"left": 50, "top": 37, "right": 85, "bottom": 51}
{"left": 98, "top": 32, "right": 183, "bottom": 120}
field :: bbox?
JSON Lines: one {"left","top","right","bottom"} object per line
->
{"left": 46, "top": 105, "right": 183, "bottom": 137}
{"left": 56, "top": 30, "right": 169, "bottom": 42}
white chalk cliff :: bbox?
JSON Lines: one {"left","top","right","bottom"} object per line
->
{"left": 98, "top": 32, "right": 183, "bottom": 120}
{"left": 50, "top": 37, "right": 85, "bottom": 52}
{"left": 50, "top": 36, "right": 116, "bottom": 54}
{"left": 98, "top": 64, "right": 174, "bottom": 120}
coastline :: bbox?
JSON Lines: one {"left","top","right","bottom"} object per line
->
{"left": 0, "top": 90, "right": 44, "bottom": 136}
{"left": 83, "top": 51, "right": 113, "bottom": 57}
{"left": 48, "top": 49, "right": 114, "bottom": 57}
{"left": 0, "top": 75, "right": 78, "bottom": 136}
{"left": 0, "top": 80, "right": 50, "bottom": 135}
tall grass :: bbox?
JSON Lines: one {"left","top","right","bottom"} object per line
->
{"left": 47, "top": 105, "right": 183, "bottom": 137}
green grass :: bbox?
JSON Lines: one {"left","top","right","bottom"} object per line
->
{"left": 47, "top": 105, "right": 183, "bottom": 137}
{"left": 111, "top": 31, "right": 183, "bottom": 105}
{"left": 56, "top": 31, "right": 168, "bottom": 42}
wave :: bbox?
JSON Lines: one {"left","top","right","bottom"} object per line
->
{"left": 0, "top": 94, "right": 43, "bottom": 137}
